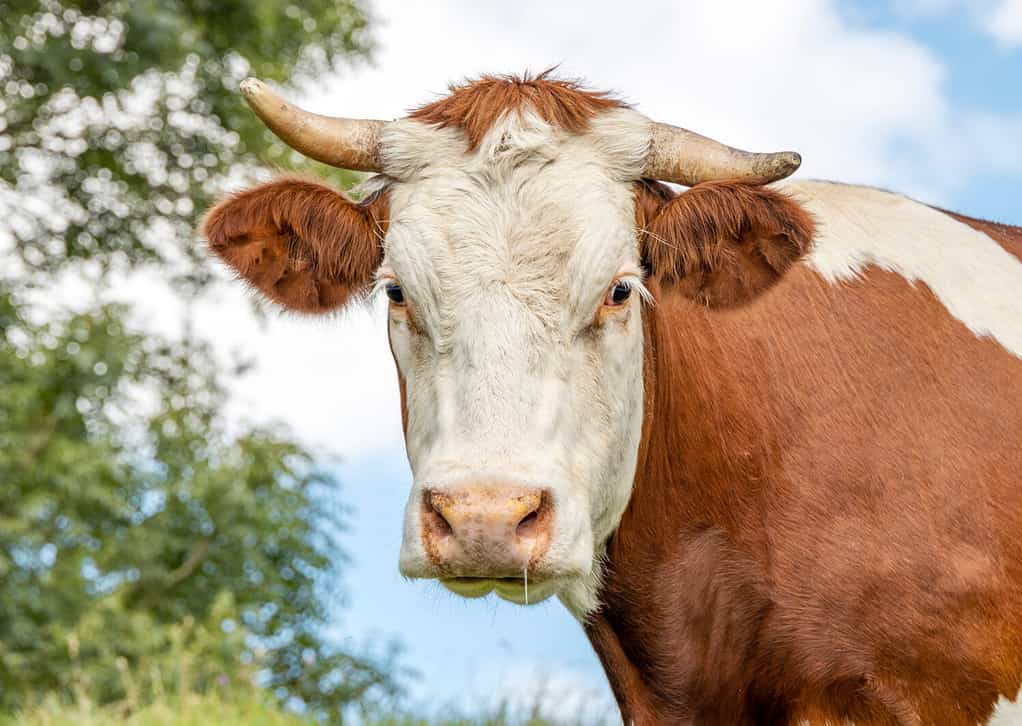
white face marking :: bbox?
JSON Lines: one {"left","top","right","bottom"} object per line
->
{"left": 787, "top": 179, "right": 1022, "bottom": 359}
{"left": 374, "top": 108, "right": 652, "bottom": 616}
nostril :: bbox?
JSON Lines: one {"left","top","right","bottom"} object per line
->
{"left": 431, "top": 509, "right": 454, "bottom": 537}
{"left": 516, "top": 509, "right": 540, "bottom": 538}
{"left": 425, "top": 491, "right": 454, "bottom": 538}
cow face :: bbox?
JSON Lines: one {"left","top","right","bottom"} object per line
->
{"left": 203, "top": 94, "right": 813, "bottom": 616}
{"left": 377, "top": 109, "right": 651, "bottom": 612}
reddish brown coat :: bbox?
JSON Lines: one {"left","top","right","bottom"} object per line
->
{"left": 408, "top": 70, "right": 624, "bottom": 151}
{"left": 585, "top": 193, "right": 1022, "bottom": 724}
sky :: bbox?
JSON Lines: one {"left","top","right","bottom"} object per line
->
{"left": 38, "top": 0, "right": 1022, "bottom": 720}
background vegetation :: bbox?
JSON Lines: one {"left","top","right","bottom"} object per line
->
{"left": 0, "top": 0, "right": 411, "bottom": 722}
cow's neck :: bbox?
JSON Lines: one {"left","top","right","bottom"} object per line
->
{"left": 584, "top": 287, "right": 785, "bottom": 725}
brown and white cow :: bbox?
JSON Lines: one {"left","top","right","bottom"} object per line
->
{"left": 202, "top": 73, "right": 1022, "bottom": 725}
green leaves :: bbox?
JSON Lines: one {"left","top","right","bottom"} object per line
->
{"left": 0, "top": 0, "right": 402, "bottom": 721}
{"left": 0, "top": 284, "right": 402, "bottom": 719}
{"left": 0, "top": 0, "right": 369, "bottom": 283}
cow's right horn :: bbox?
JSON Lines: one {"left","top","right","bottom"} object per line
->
{"left": 240, "top": 78, "right": 385, "bottom": 173}
{"left": 644, "top": 121, "right": 801, "bottom": 187}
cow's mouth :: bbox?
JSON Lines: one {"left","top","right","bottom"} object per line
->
{"left": 439, "top": 575, "right": 558, "bottom": 605}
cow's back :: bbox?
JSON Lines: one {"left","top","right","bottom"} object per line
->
{"left": 592, "top": 180, "right": 1022, "bottom": 724}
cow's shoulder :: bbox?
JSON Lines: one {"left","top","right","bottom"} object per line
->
{"left": 774, "top": 179, "right": 1022, "bottom": 361}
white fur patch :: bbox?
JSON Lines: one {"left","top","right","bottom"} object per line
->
{"left": 787, "top": 180, "right": 1022, "bottom": 359}
{"left": 989, "top": 694, "right": 1022, "bottom": 725}
{"left": 377, "top": 107, "right": 653, "bottom": 617}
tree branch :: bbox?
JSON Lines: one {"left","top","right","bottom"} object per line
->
{"left": 164, "top": 537, "right": 211, "bottom": 587}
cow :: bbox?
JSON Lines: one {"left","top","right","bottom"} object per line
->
{"left": 202, "top": 73, "right": 1022, "bottom": 725}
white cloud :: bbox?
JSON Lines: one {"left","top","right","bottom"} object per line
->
{"left": 307, "top": 0, "right": 1021, "bottom": 202}
{"left": 896, "top": 0, "right": 1022, "bottom": 47}
{"left": 986, "top": 0, "right": 1022, "bottom": 46}
{"left": 105, "top": 266, "right": 405, "bottom": 461}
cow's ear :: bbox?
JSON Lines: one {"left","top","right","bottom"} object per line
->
{"left": 201, "top": 176, "right": 386, "bottom": 313}
{"left": 636, "top": 179, "right": 814, "bottom": 308}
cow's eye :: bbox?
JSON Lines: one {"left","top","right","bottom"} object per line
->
{"left": 385, "top": 281, "right": 405, "bottom": 305}
{"left": 605, "top": 280, "right": 632, "bottom": 307}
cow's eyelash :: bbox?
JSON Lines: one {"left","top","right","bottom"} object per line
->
{"left": 613, "top": 274, "right": 654, "bottom": 306}
{"left": 372, "top": 268, "right": 399, "bottom": 295}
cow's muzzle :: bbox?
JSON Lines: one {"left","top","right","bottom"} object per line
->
{"left": 419, "top": 483, "right": 553, "bottom": 579}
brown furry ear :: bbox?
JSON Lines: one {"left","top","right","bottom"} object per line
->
{"left": 201, "top": 176, "right": 387, "bottom": 313}
{"left": 636, "top": 179, "right": 815, "bottom": 308}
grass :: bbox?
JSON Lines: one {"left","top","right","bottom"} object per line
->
{"left": 0, "top": 690, "right": 313, "bottom": 726}
{"left": 0, "top": 642, "right": 596, "bottom": 726}
{"left": 1, "top": 691, "right": 575, "bottom": 726}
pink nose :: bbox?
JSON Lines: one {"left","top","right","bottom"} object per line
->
{"left": 421, "top": 484, "right": 553, "bottom": 577}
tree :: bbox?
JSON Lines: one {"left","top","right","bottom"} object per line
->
{"left": 0, "top": 0, "right": 369, "bottom": 286}
{"left": 0, "top": 284, "right": 403, "bottom": 718}
{"left": 0, "top": 0, "right": 404, "bottom": 720}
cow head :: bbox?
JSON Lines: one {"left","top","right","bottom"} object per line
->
{"left": 202, "top": 74, "right": 813, "bottom": 616}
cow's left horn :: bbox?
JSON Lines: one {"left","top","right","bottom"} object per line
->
{"left": 644, "top": 121, "right": 801, "bottom": 186}
{"left": 240, "top": 78, "right": 385, "bottom": 172}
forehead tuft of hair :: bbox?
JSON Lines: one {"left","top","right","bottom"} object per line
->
{"left": 407, "top": 70, "right": 627, "bottom": 151}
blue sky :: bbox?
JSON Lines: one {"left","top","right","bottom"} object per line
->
{"left": 68, "top": 0, "right": 1019, "bottom": 720}
{"left": 847, "top": 0, "right": 1022, "bottom": 219}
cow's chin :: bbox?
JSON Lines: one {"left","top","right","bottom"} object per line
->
{"left": 440, "top": 576, "right": 560, "bottom": 605}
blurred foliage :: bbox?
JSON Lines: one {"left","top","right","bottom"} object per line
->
{"left": 1, "top": 604, "right": 316, "bottom": 725}
{"left": 0, "top": 0, "right": 407, "bottom": 721}
{"left": 0, "top": 0, "right": 370, "bottom": 287}
{"left": 0, "top": 283, "right": 404, "bottom": 719}
{"left": 2, "top": 677, "right": 572, "bottom": 726}
{"left": 0, "top": 635, "right": 576, "bottom": 726}
{"left": 2, "top": 685, "right": 319, "bottom": 726}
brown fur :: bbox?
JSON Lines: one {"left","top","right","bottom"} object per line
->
{"left": 635, "top": 179, "right": 816, "bottom": 307}
{"left": 202, "top": 176, "right": 388, "bottom": 313}
{"left": 408, "top": 70, "right": 624, "bottom": 151}
{"left": 585, "top": 201, "right": 1022, "bottom": 723}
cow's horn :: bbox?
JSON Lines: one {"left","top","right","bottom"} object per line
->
{"left": 239, "top": 77, "right": 385, "bottom": 172}
{"left": 644, "top": 121, "right": 801, "bottom": 186}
